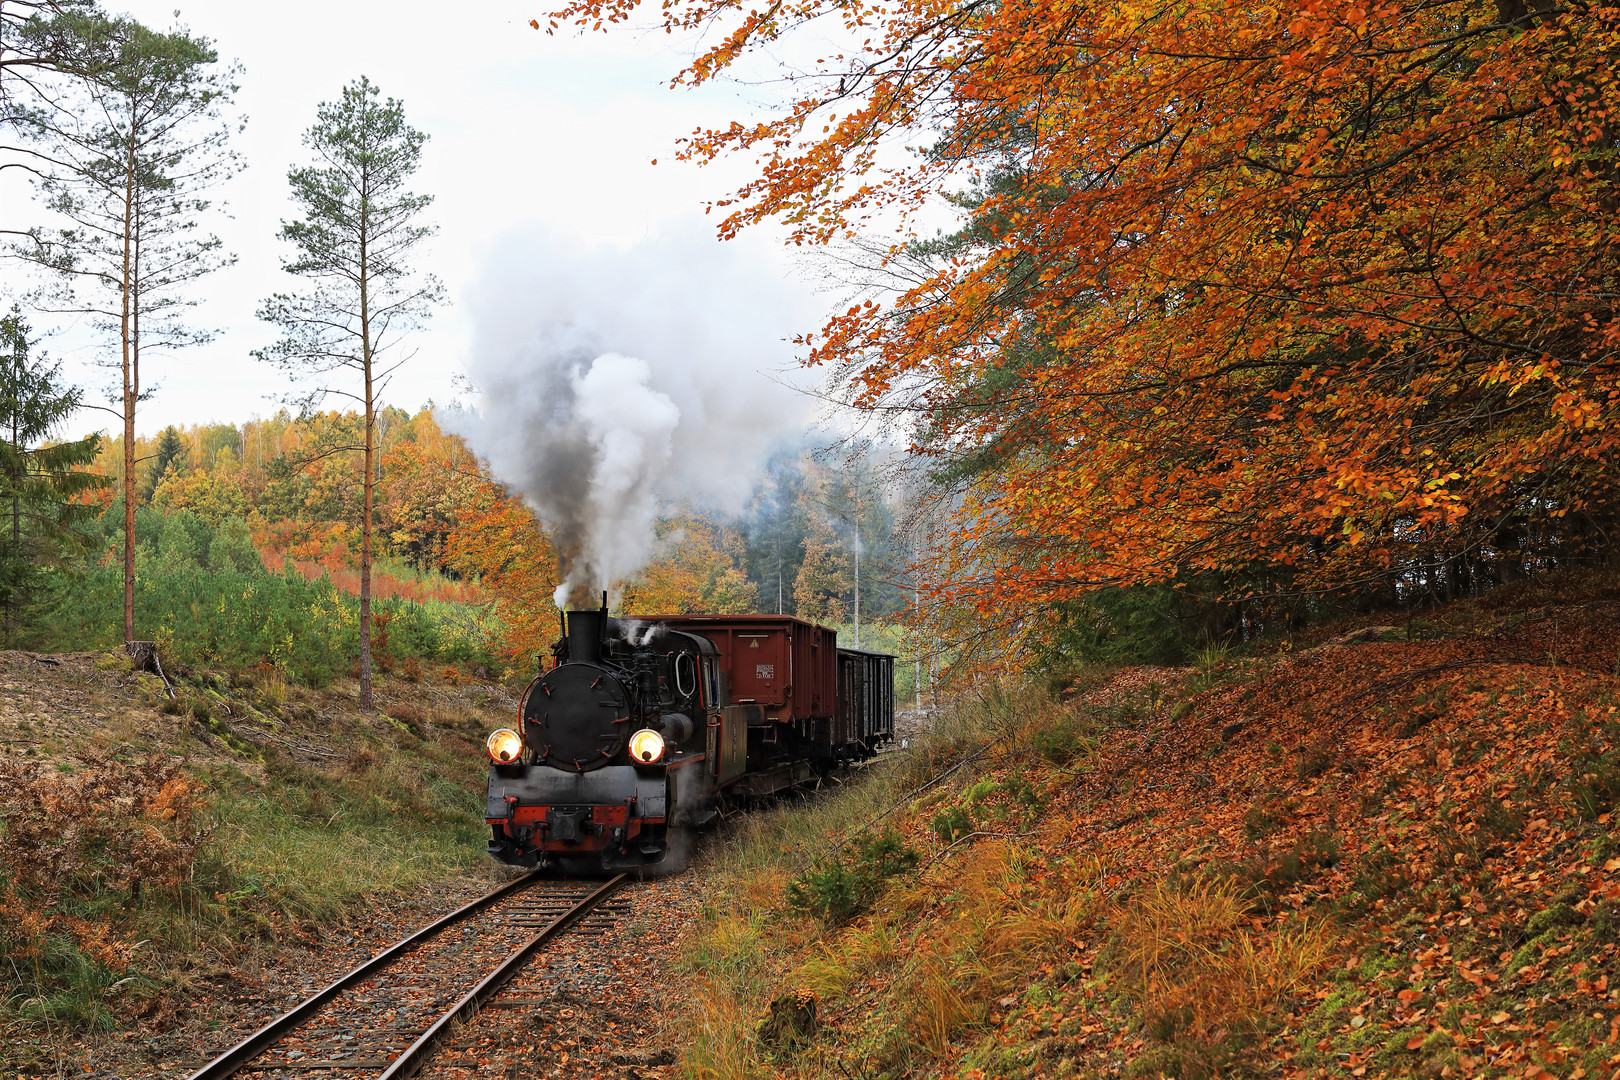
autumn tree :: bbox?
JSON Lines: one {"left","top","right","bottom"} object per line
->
{"left": 150, "top": 448, "right": 246, "bottom": 525}
{"left": 379, "top": 410, "right": 482, "bottom": 575}
{"left": 794, "top": 525, "right": 850, "bottom": 625}
{"left": 620, "top": 513, "right": 755, "bottom": 617}
{"left": 447, "top": 478, "right": 558, "bottom": 669}
{"left": 9, "top": 16, "right": 236, "bottom": 647}
{"left": 256, "top": 77, "right": 443, "bottom": 710}
{"left": 546, "top": 0, "right": 1620, "bottom": 662}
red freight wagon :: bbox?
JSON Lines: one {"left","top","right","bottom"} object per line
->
{"left": 654, "top": 615, "right": 837, "bottom": 724}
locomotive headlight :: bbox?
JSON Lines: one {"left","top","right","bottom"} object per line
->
{"left": 628, "top": 729, "right": 666, "bottom": 764}
{"left": 486, "top": 728, "right": 523, "bottom": 764}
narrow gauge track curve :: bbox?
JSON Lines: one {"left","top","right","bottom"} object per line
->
{"left": 187, "top": 873, "right": 630, "bottom": 1079}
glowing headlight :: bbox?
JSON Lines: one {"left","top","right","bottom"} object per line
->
{"left": 628, "top": 729, "right": 666, "bottom": 764}
{"left": 486, "top": 728, "right": 523, "bottom": 764}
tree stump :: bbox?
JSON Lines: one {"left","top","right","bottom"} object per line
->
{"left": 758, "top": 989, "right": 818, "bottom": 1052}
{"left": 126, "top": 640, "right": 158, "bottom": 672}
{"left": 126, "top": 640, "right": 175, "bottom": 697}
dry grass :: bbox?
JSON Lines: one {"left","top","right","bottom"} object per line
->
{"left": 1110, "top": 877, "right": 1330, "bottom": 1049}
{"left": 880, "top": 841, "right": 1098, "bottom": 1063}
{"left": 674, "top": 679, "right": 1106, "bottom": 1079}
{"left": 896, "top": 953, "right": 980, "bottom": 1059}
{"left": 681, "top": 984, "right": 764, "bottom": 1080}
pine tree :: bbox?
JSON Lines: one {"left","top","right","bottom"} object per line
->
{"left": 1, "top": 1, "right": 108, "bottom": 177}
{"left": 141, "top": 424, "right": 184, "bottom": 502}
{"left": 11, "top": 16, "right": 238, "bottom": 646}
{"left": 256, "top": 76, "right": 443, "bottom": 710}
{"left": 0, "top": 307, "right": 106, "bottom": 641}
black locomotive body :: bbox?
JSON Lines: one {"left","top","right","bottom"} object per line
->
{"left": 484, "top": 606, "right": 894, "bottom": 871}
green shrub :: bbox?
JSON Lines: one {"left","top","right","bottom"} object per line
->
{"left": 933, "top": 805, "right": 973, "bottom": 844}
{"left": 785, "top": 829, "right": 920, "bottom": 923}
{"left": 1032, "top": 716, "right": 1093, "bottom": 765}
{"left": 38, "top": 504, "right": 501, "bottom": 685}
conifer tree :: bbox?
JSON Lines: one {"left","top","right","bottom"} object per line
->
{"left": 0, "top": 1, "right": 109, "bottom": 184}
{"left": 8, "top": 16, "right": 238, "bottom": 646}
{"left": 140, "top": 424, "right": 183, "bottom": 502}
{"left": 256, "top": 76, "right": 443, "bottom": 710}
{"left": 0, "top": 306, "right": 105, "bottom": 641}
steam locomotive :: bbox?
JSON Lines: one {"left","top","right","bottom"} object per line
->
{"left": 483, "top": 603, "right": 895, "bottom": 871}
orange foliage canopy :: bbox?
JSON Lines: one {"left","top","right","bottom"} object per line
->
{"left": 447, "top": 478, "right": 561, "bottom": 665}
{"left": 619, "top": 513, "right": 755, "bottom": 617}
{"left": 546, "top": 0, "right": 1620, "bottom": 621}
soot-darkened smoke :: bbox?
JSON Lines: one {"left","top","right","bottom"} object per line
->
{"left": 451, "top": 226, "right": 812, "bottom": 608}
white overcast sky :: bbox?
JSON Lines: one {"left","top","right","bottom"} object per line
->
{"left": 1, "top": 0, "right": 844, "bottom": 437}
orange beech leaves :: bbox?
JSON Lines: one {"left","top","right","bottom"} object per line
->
{"left": 546, "top": 0, "right": 1620, "bottom": 636}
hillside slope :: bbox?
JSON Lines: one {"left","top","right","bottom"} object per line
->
{"left": 680, "top": 576, "right": 1620, "bottom": 1080}
{"left": 0, "top": 650, "right": 521, "bottom": 1076}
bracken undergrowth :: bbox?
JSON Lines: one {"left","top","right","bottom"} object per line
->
{"left": 674, "top": 577, "right": 1620, "bottom": 1080}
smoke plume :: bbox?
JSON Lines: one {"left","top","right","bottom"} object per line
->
{"left": 452, "top": 226, "right": 812, "bottom": 609}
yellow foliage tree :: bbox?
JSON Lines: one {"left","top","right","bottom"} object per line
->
{"left": 621, "top": 514, "right": 756, "bottom": 617}
{"left": 149, "top": 452, "right": 247, "bottom": 526}
{"left": 794, "top": 531, "right": 850, "bottom": 625}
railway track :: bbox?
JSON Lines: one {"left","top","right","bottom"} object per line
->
{"left": 187, "top": 872, "right": 632, "bottom": 1080}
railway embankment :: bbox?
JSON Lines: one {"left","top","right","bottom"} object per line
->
{"left": 0, "top": 655, "right": 525, "bottom": 1077}
{"left": 676, "top": 573, "right": 1620, "bottom": 1080}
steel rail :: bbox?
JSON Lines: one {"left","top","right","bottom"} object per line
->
{"left": 186, "top": 869, "right": 544, "bottom": 1080}
{"left": 378, "top": 873, "right": 629, "bottom": 1079}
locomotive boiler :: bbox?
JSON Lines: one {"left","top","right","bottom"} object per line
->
{"left": 484, "top": 603, "right": 894, "bottom": 871}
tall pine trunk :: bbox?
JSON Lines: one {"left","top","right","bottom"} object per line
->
{"left": 359, "top": 367, "right": 374, "bottom": 709}
{"left": 8, "top": 364, "right": 19, "bottom": 643}
{"left": 120, "top": 123, "right": 136, "bottom": 647}
{"left": 257, "top": 79, "right": 439, "bottom": 704}
{"left": 357, "top": 192, "right": 373, "bottom": 711}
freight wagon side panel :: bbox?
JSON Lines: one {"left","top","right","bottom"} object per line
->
{"left": 837, "top": 647, "right": 896, "bottom": 749}
{"left": 653, "top": 616, "right": 837, "bottom": 724}
{"left": 834, "top": 653, "right": 855, "bottom": 747}
{"left": 870, "top": 654, "right": 894, "bottom": 742}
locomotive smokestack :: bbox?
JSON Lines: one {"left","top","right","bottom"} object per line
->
{"left": 565, "top": 599, "right": 608, "bottom": 665}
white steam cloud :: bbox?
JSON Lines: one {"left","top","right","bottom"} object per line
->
{"left": 451, "top": 226, "right": 813, "bottom": 609}
{"left": 565, "top": 353, "right": 678, "bottom": 607}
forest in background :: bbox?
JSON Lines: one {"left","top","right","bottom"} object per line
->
{"left": 9, "top": 402, "right": 917, "bottom": 691}
{"left": 5, "top": 0, "right": 1620, "bottom": 700}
